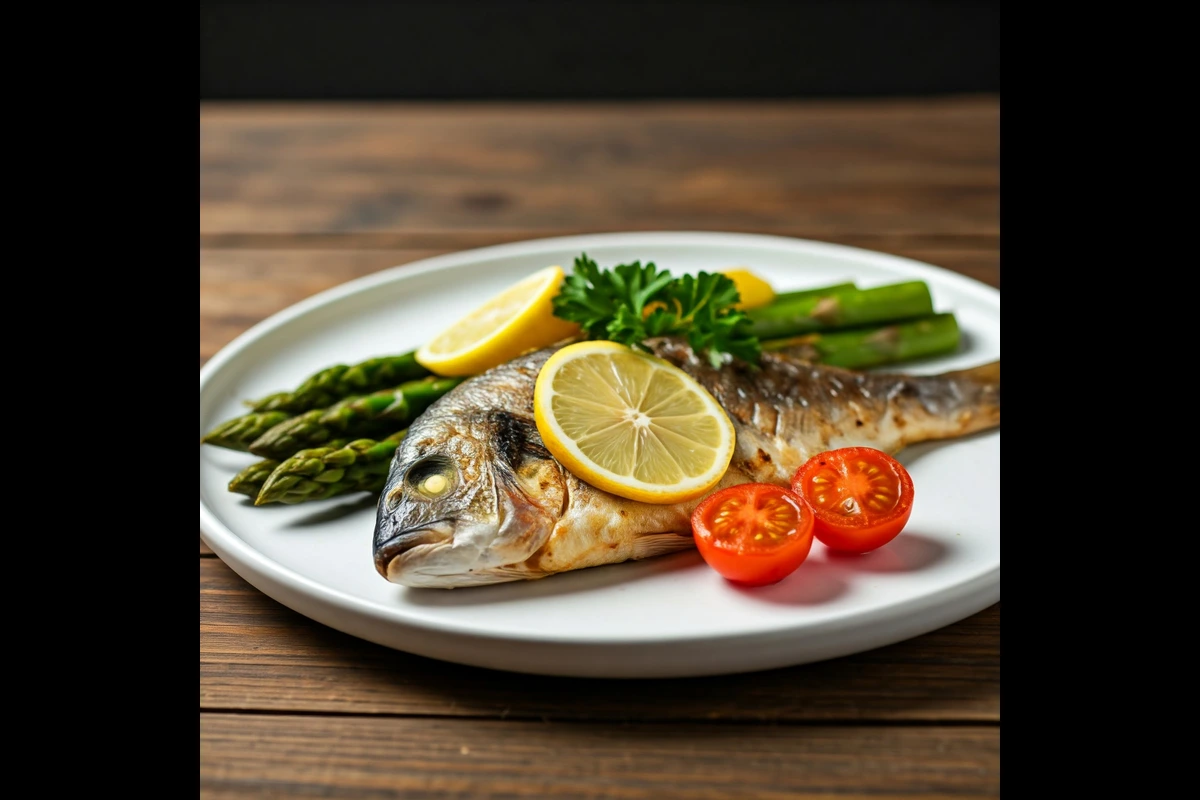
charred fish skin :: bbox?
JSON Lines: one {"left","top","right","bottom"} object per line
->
{"left": 372, "top": 338, "right": 1000, "bottom": 589}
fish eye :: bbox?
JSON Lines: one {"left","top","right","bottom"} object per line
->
{"left": 405, "top": 456, "right": 457, "bottom": 498}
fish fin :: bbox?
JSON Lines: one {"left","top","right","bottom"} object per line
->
{"left": 400, "top": 565, "right": 545, "bottom": 588}
{"left": 633, "top": 531, "right": 696, "bottom": 560}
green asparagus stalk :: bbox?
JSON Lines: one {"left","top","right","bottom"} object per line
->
{"left": 201, "top": 410, "right": 293, "bottom": 452}
{"left": 227, "top": 458, "right": 283, "bottom": 498}
{"left": 747, "top": 280, "right": 934, "bottom": 340}
{"left": 769, "top": 281, "right": 857, "bottom": 305}
{"left": 247, "top": 352, "right": 431, "bottom": 413}
{"left": 762, "top": 313, "right": 960, "bottom": 369}
{"left": 248, "top": 376, "right": 463, "bottom": 460}
{"left": 256, "top": 431, "right": 408, "bottom": 505}
{"left": 202, "top": 353, "right": 431, "bottom": 451}
{"left": 227, "top": 437, "right": 352, "bottom": 498}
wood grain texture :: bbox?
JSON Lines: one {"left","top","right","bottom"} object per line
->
{"left": 201, "top": 558, "right": 999, "bottom": 722}
{"left": 200, "top": 714, "right": 999, "bottom": 800}
{"left": 199, "top": 243, "right": 997, "bottom": 366}
{"left": 199, "top": 247, "right": 444, "bottom": 365}
{"left": 199, "top": 231, "right": 999, "bottom": 251}
{"left": 200, "top": 98, "right": 998, "bottom": 237}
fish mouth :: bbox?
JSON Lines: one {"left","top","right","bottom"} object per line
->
{"left": 374, "top": 520, "right": 454, "bottom": 579}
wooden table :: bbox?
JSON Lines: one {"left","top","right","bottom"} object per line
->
{"left": 200, "top": 97, "right": 1000, "bottom": 798}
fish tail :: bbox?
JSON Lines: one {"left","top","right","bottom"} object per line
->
{"left": 874, "top": 359, "right": 1000, "bottom": 449}
{"left": 935, "top": 359, "right": 1000, "bottom": 435}
{"left": 944, "top": 360, "right": 999, "bottom": 388}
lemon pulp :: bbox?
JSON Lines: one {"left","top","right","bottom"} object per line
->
{"left": 534, "top": 341, "right": 735, "bottom": 504}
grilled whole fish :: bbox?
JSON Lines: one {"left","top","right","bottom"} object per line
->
{"left": 373, "top": 338, "right": 1000, "bottom": 588}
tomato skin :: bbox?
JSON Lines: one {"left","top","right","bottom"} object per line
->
{"left": 791, "top": 447, "right": 915, "bottom": 554}
{"left": 691, "top": 483, "right": 814, "bottom": 586}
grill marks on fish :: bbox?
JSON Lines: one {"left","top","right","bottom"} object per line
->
{"left": 373, "top": 337, "right": 1000, "bottom": 588}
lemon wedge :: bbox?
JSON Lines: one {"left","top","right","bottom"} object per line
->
{"left": 533, "top": 341, "right": 736, "bottom": 504}
{"left": 720, "top": 268, "right": 776, "bottom": 310}
{"left": 416, "top": 265, "right": 581, "bottom": 376}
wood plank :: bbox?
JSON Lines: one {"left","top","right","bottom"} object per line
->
{"left": 201, "top": 537, "right": 214, "bottom": 556}
{"left": 198, "top": 248, "right": 444, "bottom": 366}
{"left": 200, "top": 557, "right": 999, "bottom": 721}
{"left": 199, "top": 714, "right": 1000, "bottom": 799}
{"left": 199, "top": 245, "right": 998, "bottom": 366}
{"left": 200, "top": 99, "right": 998, "bottom": 237}
{"left": 198, "top": 230, "right": 1001, "bottom": 251}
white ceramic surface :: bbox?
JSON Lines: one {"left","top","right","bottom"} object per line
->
{"left": 199, "top": 231, "right": 1000, "bottom": 678}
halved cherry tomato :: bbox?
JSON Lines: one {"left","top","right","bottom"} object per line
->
{"left": 791, "top": 447, "right": 914, "bottom": 553}
{"left": 691, "top": 483, "right": 814, "bottom": 586}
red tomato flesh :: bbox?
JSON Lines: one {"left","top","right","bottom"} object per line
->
{"left": 791, "top": 447, "right": 914, "bottom": 553}
{"left": 691, "top": 483, "right": 814, "bottom": 586}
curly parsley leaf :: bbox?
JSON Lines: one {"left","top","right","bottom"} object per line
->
{"left": 551, "top": 253, "right": 761, "bottom": 367}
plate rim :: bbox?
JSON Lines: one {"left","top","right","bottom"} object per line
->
{"left": 200, "top": 230, "right": 999, "bottom": 658}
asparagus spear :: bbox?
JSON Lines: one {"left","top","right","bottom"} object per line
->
{"left": 228, "top": 437, "right": 353, "bottom": 498}
{"left": 227, "top": 458, "right": 283, "bottom": 498}
{"left": 769, "top": 281, "right": 856, "bottom": 305}
{"left": 201, "top": 410, "right": 293, "bottom": 452}
{"left": 746, "top": 280, "right": 934, "bottom": 340}
{"left": 247, "top": 352, "right": 431, "bottom": 413}
{"left": 762, "top": 312, "right": 960, "bottom": 368}
{"left": 255, "top": 430, "right": 408, "bottom": 505}
{"left": 248, "top": 376, "right": 463, "bottom": 460}
{"left": 202, "top": 353, "right": 431, "bottom": 450}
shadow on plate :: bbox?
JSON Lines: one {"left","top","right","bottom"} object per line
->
{"left": 821, "top": 533, "right": 948, "bottom": 573}
{"left": 401, "top": 550, "right": 706, "bottom": 607}
{"left": 401, "top": 532, "right": 951, "bottom": 608}
{"left": 282, "top": 495, "right": 379, "bottom": 527}
{"left": 717, "top": 532, "right": 949, "bottom": 606}
{"left": 728, "top": 561, "right": 848, "bottom": 605}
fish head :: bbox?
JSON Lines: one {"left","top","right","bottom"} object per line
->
{"left": 373, "top": 407, "right": 566, "bottom": 587}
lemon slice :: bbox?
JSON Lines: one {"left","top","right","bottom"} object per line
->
{"left": 534, "top": 341, "right": 736, "bottom": 504}
{"left": 720, "top": 268, "right": 776, "bottom": 310}
{"left": 416, "top": 265, "right": 581, "bottom": 376}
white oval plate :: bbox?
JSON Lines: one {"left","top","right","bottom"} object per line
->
{"left": 199, "top": 231, "right": 999, "bottom": 678}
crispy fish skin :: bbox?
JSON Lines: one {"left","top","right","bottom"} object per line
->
{"left": 373, "top": 339, "right": 1000, "bottom": 588}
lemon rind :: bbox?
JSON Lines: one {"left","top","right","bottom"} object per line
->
{"left": 416, "top": 265, "right": 576, "bottom": 375}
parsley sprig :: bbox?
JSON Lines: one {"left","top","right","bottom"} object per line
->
{"left": 551, "top": 253, "right": 761, "bottom": 368}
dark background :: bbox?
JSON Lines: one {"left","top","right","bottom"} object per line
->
{"left": 200, "top": 0, "right": 1000, "bottom": 100}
